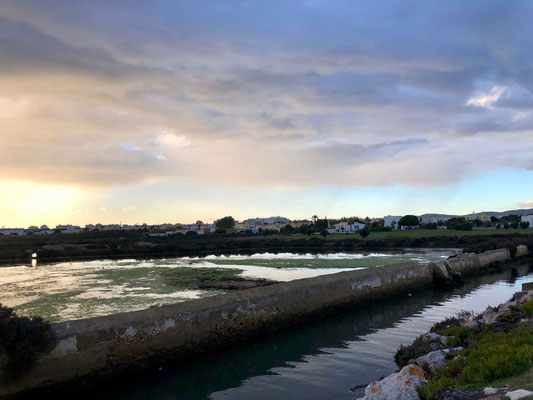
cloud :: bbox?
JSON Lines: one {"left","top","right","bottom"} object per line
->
{"left": 122, "top": 205, "right": 137, "bottom": 213}
{"left": 0, "top": 0, "right": 532, "bottom": 193}
{"left": 467, "top": 86, "right": 506, "bottom": 109}
{"left": 519, "top": 201, "right": 533, "bottom": 209}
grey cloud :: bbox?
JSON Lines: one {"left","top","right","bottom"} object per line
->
{"left": 1, "top": 1, "right": 533, "bottom": 189}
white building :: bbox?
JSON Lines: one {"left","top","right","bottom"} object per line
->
{"left": 332, "top": 222, "right": 366, "bottom": 232}
{"left": 0, "top": 228, "right": 26, "bottom": 236}
{"left": 244, "top": 216, "right": 289, "bottom": 225}
{"left": 464, "top": 212, "right": 491, "bottom": 223}
{"left": 383, "top": 216, "right": 402, "bottom": 229}
{"left": 55, "top": 224, "right": 83, "bottom": 234}
{"left": 521, "top": 215, "right": 533, "bottom": 228}
{"left": 419, "top": 215, "right": 452, "bottom": 225}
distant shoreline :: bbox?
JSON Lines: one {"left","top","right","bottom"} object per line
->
{"left": 1, "top": 229, "right": 532, "bottom": 266}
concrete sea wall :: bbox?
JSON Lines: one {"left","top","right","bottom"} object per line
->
{"left": 1, "top": 245, "right": 531, "bottom": 397}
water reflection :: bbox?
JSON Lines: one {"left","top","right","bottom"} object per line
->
{"left": 21, "top": 262, "right": 532, "bottom": 400}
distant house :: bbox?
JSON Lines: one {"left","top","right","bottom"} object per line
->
{"left": 464, "top": 212, "right": 491, "bottom": 222}
{"left": 55, "top": 224, "right": 83, "bottom": 234}
{"left": 419, "top": 215, "right": 453, "bottom": 225}
{"left": 244, "top": 216, "right": 289, "bottom": 225}
{"left": 332, "top": 222, "right": 365, "bottom": 232}
{"left": 0, "top": 228, "right": 26, "bottom": 236}
{"left": 383, "top": 215, "right": 402, "bottom": 229}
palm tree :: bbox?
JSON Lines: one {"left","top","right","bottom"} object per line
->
{"left": 196, "top": 220, "right": 203, "bottom": 231}
{"left": 311, "top": 215, "right": 319, "bottom": 225}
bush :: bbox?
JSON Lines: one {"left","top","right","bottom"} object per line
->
{"left": 395, "top": 336, "right": 433, "bottom": 368}
{"left": 359, "top": 228, "right": 370, "bottom": 238}
{"left": 0, "top": 304, "right": 56, "bottom": 378}
{"left": 518, "top": 300, "right": 533, "bottom": 316}
{"left": 455, "top": 223, "right": 473, "bottom": 231}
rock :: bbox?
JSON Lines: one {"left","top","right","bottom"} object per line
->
{"left": 416, "top": 350, "right": 447, "bottom": 370}
{"left": 422, "top": 332, "right": 443, "bottom": 342}
{"left": 500, "top": 301, "right": 517, "bottom": 312}
{"left": 432, "top": 261, "right": 455, "bottom": 287}
{"left": 442, "top": 347, "right": 463, "bottom": 354}
{"left": 506, "top": 389, "right": 533, "bottom": 400}
{"left": 437, "top": 390, "right": 484, "bottom": 399}
{"left": 483, "top": 387, "right": 499, "bottom": 395}
{"left": 461, "top": 319, "right": 480, "bottom": 328}
{"left": 363, "top": 364, "right": 426, "bottom": 400}
{"left": 430, "top": 342, "right": 444, "bottom": 351}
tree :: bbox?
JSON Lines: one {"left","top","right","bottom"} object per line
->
{"left": 311, "top": 215, "right": 319, "bottom": 225}
{"left": 315, "top": 218, "right": 328, "bottom": 230}
{"left": 280, "top": 224, "right": 296, "bottom": 234}
{"left": 520, "top": 221, "right": 530, "bottom": 229}
{"left": 320, "top": 229, "right": 329, "bottom": 238}
{"left": 195, "top": 220, "right": 203, "bottom": 230}
{"left": 359, "top": 227, "right": 370, "bottom": 238}
{"left": 398, "top": 215, "right": 419, "bottom": 228}
{"left": 446, "top": 217, "right": 466, "bottom": 229}
{"left": 216, "top": 216, "right": 235, "bottom": 229}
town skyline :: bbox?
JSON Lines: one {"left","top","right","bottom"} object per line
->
{"left": 3, "top": 207, "right": 533, "bottom": 231}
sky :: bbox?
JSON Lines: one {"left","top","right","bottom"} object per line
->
{"left": 1, "top": 0, "right": 533, "bottom": 227}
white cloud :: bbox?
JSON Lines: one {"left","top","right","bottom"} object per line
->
{"left": 122, "top": 205, "right": 137, "bottom": 212}
{"left": 467, "top": 86, "right": 506, "bottom": 110}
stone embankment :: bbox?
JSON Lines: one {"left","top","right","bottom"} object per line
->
{"left": 0, "top": 244, "right": 531, "bottom": 397}
{"left": 359, "top": 280, "right": 533, "bottom": 400}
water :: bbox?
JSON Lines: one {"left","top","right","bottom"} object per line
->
{"left": 0, "top": 250, "right": 453, "bottom": 322}
{"left": 26, "top": 262, "right": 532, "bottom": 400}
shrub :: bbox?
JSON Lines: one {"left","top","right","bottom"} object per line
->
{"left": 395, "top": 336, "right": 433, "bottom": 368}
{"left": 518, "top": 300, "right": 533, "bottom": 316}
{"left": 455, "top": 223, "right": 473, "bottom": 231}
{"left": 359, "top": 228, "right": 370, "bottom": 238}
{"left": 0, "top": 304, "right": 56, "bottom": 378}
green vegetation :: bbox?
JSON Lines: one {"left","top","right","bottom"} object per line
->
{"left": 398, "top": 215, "right": 419, "bottom": 227}
{"left": 454, "top": 223, "right": 473, "bottom": 231}
{"left": 359, "top": 227, "right": 370, "bottom": 238}
{"left": 420, "top": 327, "right": 533, "bottom": 399}
{"left": 160, "top": 267, "right": 274, "bottom": 290}
{"left": 395, "top": 336, "right": 434, "bottom": 368}
{"left": 215, "top": 216, "right": 235, "bottom": 229}
{"left": 516, "top": 300, "right": 533, "bottom": 316}
{"left": 0, "top": 304, "right": 56, "bottom": 378}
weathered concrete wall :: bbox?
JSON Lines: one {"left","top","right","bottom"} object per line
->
{"left": 1, "top": 245, "right": 530, "bottom": 397}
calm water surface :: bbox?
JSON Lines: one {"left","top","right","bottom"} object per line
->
{"left": 23, "top": 262, "right": 533, "bottom": 400}
{"left": 0, "top": 250, "right": 454, "bottom": 322}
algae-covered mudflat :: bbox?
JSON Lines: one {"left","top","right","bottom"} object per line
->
{"left": 0, "top": 250, "right": 454, "bottom": 322}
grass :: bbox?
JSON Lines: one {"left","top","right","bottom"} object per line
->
{"left": 160, "top": 267, "right": 274, "bottom": 290}
{"left": 261, "top": 229, "right": 529, "bottom": 241}
{"left": 419, "top": 326, "right": 533, "bottom": 399}
{"left": 517, "top": 300, "right": 533, "bottom": 316}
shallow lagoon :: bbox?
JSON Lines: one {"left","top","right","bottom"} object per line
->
{"left": 0, "top": 250, "right": 454, "bottom": 322}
